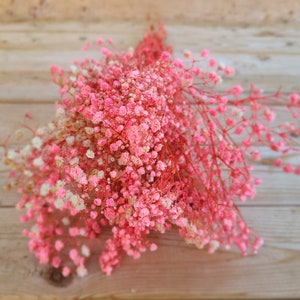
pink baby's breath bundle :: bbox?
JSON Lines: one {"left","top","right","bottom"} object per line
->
{"left": 3, "top": 24, "right": 300, "bottom": 277}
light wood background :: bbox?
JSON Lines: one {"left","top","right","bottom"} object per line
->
{"left": 0, "top": 1, "right": 300, "bottom": 299}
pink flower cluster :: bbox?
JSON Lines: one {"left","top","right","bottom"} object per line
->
{"left": 3, "top": 24, "right": 300, "bottom": 277}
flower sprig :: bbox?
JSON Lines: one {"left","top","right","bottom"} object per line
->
{"left": 2, "top": 24, "right": 300, "bottom": 277}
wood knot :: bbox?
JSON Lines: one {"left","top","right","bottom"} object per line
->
{"left": 41, "top": 267, "right": 73, "bottom": 287}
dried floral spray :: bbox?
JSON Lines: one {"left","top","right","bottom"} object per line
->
{"left": 2, "top": 24, "right": 300, "bottom": 277}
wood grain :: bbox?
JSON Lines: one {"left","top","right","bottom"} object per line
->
{"left": 2, "top": 163, "right": 300, "bottom": 207}
{"left": 1, "top": 23, "right": 300, "bottom": 102}
{"left": 0, "top": 15, "right": 300, "bottom": 300}
{"left": 1, "top": 0, "right": 300, "bottom": 25}
{"left": 0, "top": 207, "right": 300, "bottom": 299}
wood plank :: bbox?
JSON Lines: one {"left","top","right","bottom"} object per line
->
{"left": 0, "top": 19, "right": 300, "bottom": 299}
{"left": 2, "top": 73, "right": 299, "bottom": 103}
{"left": 1, "top": 0, "right": 300, "bottom": 25}
{"left": 1, "top": 64, "right": 299, "bottom": 102}
{"left": 1, "top": 102, "right": 299, "bottom": 149}
{"left": 1, "top": 102, "right": 299, "bottom": 134}
{"left": 3, "top": 42, "right": 299, "bottom": 73}
{"left": 1, "top": 103, "right": 299, "bottom": 207}
{"left": 1, "top": 164, "right": 300, "bottom": 207}
{"left": 0, "top": 207, "right": 299, "bottom": 299}
{"left": 1, "top": 22, "right": 300, "bottom": 53}
{"left": 1, "top": 23, "right": 300, "bottom": 102}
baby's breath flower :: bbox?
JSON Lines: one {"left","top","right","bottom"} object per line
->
{"left": 62, "top": 217, "right": 70, "bottom": 226}
{"left": 76, "top": 265, "right": 88, "bottom": 277}
{"left": 66, "top": 136, "right": 75, "bottom": 146}
{"left": 54, "top": 198, "right": 64, "bottom": 209}
{"left": 70, "top": 64, "right": 78, "bottom": 74}
{"left": 7, "top": 150, "right": 18, "bottom": 160}
{"left": 55, "top": 156, "right": 63, "bottom": 167}
{"left": 86, "top": 149, "right": 95, "bottom": 159}
{"left": 40, "top": 183, "right": 51, "bottom": 196}
{"left": 33, "top": 157, "right": 44, "bottom": 167}
{"left": 31, "top": 137, "right": 42, "bottom": 149}
{"left": 56, "top": 107, "right": 65, "bottom": 118}
{"left": 81, "top": 244, "right": 90, "bottom": 257}
{"left": 84, "top": 127, "right": 94, "bottom": 135}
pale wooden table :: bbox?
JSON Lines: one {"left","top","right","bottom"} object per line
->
{"left": 0, "top": 1, "right": 300, "bottom": 299}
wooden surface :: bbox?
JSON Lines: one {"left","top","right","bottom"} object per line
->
{"left": 1, "top": 3, "right": 300, "bottom": 299}
{"left": 1, "top": 0, "right": 300, "bottom": 24}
